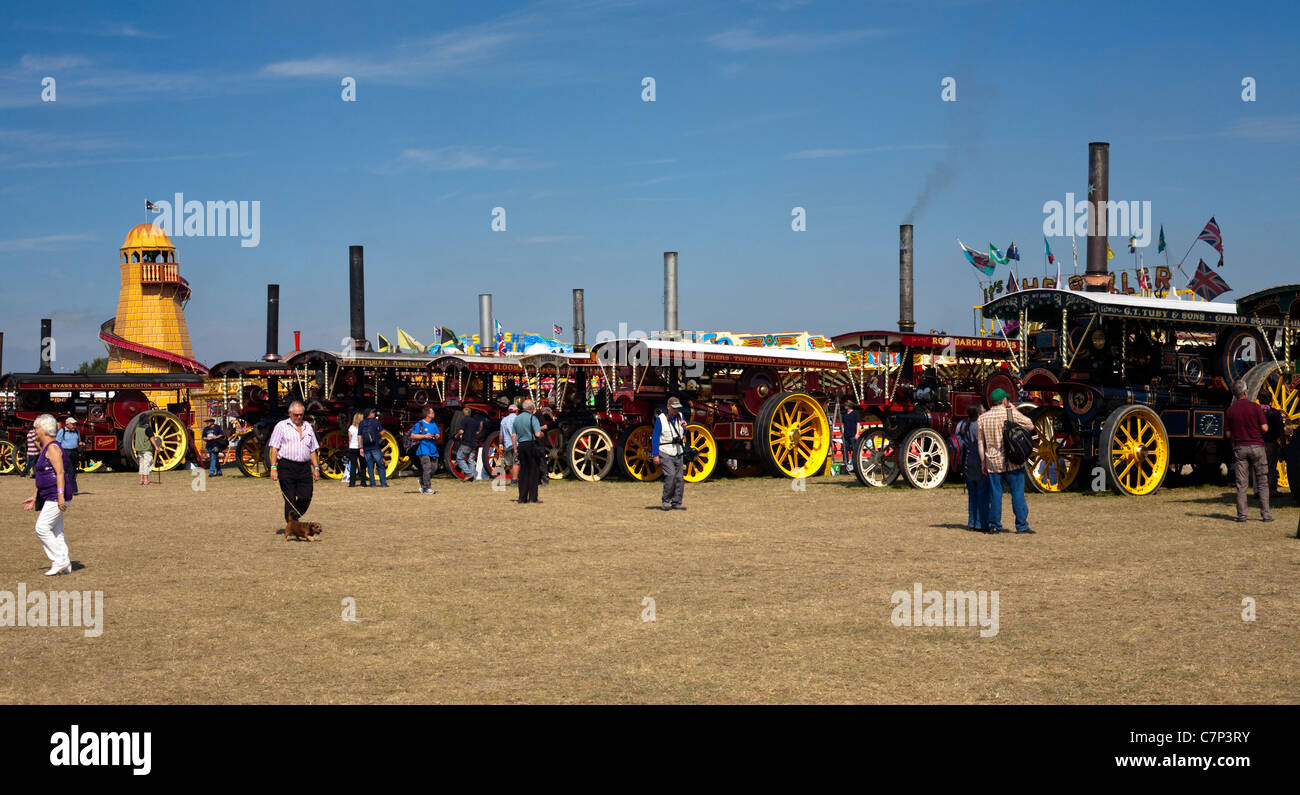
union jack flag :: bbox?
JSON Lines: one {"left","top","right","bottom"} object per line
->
{"left": 495, "top": 319, "right": 506, "bottom": 355}
{"left": 553, "top": 324, "right": 562, "bottom": 337}
{"left": 1197, "top": 216, "right": 1223, "bottom": 254}
{"left": 1187, "top": 259, "right": 1231, "bottom": 301}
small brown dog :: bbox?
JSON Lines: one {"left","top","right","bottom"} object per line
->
{"left": 284, "top": 519, "right": 323, "bottom": 542}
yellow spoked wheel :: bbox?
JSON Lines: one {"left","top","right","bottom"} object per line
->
{"left": 0, "top": 440, "right": 16, "bottom": 475}
{"left": 1244, "top": 362, "right": 1299, "bottom": 491}
{"left": 77, "top": 455, "right": 107, "bottom": 473}
{"left": 617, "top": 424, "right": 661, "bottom": 481}
{"left": 568, "top": 426, "right": 615, "bottom": 482}
{"left": 1100, "top": 404, "right": 1169, "bottom": 496}
{"left": 122, "top": 411, "right": 189, "bottom": 471}
{"left": 1025, "top": 406, "right": 1084, "bottom": 493}
{"left": 318, "top": 429, "right": 349, "bottom": 480}
{"left": 236, "top": 433, "right": 268, "bottom": 477}
{"left": 380, "top": 430, "right": 401, "bottom": 479}
{"left": 755, "top": 391, "right": 830, "bottom": 478}
{"left": 683, "top": 423, "right": 717, "bottom": 483}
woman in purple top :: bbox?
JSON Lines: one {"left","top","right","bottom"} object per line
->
{"left": 22, "top": 413, "right": 72, "bottom": 576}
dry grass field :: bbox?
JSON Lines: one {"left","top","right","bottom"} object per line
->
{"left": 2, "top": 468, "right": 1297, "bottom": 704}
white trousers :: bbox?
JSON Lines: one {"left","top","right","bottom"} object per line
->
{"left": 34, "top": 501, "right": 70, "bottom": 569}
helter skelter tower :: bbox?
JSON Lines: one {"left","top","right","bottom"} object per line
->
{"left": 103, "top": 223, "right": 206, "bottom": 375}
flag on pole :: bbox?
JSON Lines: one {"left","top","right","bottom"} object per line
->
{"left": 959, "top": 239, "right": 995, "bottom": 276}
{"left": 396, "top": 328, "right": 423, "bottom": 353}
{"left": 1157, "top": 225, "right": 1166, "bottom": 253}
{"left": 1055, "top": 257, "right": 1063, "bottom": 290}
{"left": 1044, "top": 237, "right": 1055, "bottom": 264}
{"left": 377, "top": 333, "right": 392, "bottom": 353}
{"left": 145, "top": 200, "right": 157, "bottom": 212}
{"left": 1197, "top": 217, "right": 1223, "bottom": 254}
{"left": 432, "top": 327, "right": 443, "bottom": 343}
{"left": 1005, "top": 241, "right": 1020, "bottom": 261}
{"left": 553, "top": 324, "right": 563, "bottom": 337}
{"left": 1107, "top": 243, "right": 1115, "bottom": 261}
{"left": 1128, "top": 236, "right": 1137, "bottom": 254}
{"left": 990, "top": 243, "right": 1009, "bottom": 265}
{"left": 494, "top": 320, "right": 506, "bottom": 355}
{"left": 1005, "top": 272, "right": 1019, "bottom": 294}
{"left": 1187, "top": 259, "right": 1231, "bottom": 301}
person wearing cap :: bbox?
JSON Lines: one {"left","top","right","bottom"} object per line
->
{"left": 202, "top": 418, "right": 227, "bottom": 477}
{"left": 500, "top": 402, "right": 520, "bottom": 482}
{"left": 651, "top": 397, "right": 688, "bottom": 511}
{"left": 976, "top": 388, "right": 1035, "bottom": 534}
{"left": 55, "top": 417, "right": 81, "bottom": 496}
{"left": 513, "top": 398, "right": 546, "bottom": 504}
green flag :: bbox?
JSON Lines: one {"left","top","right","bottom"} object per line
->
{"left": 989, "top": 243, "right": 1009, "bottom": 265}
{"left": 1158, "top": 225, "right": 1166, "bottom": 253}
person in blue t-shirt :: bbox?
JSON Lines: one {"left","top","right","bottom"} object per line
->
{"left": 411, "top": 407, "right": 441, "bottom": 495}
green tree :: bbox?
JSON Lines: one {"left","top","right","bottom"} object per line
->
{"left": 75, "top": 357, "right": 108, "bottom": 374}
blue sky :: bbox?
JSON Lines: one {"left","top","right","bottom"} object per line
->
{"left": 2, "top": 0, "right": 1297, "bottom": 370}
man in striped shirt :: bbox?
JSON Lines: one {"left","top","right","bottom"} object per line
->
{"left": 268, "top": 401, "right": 321, "bottom": 523}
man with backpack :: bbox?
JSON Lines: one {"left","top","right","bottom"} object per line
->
{"left": 976, "top": 388, "right": 1035, "bottom": 534}
{"left": 358, "top": 409, "right": 388, "bottom": 488}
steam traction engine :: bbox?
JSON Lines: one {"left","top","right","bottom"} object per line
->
{"left": 568, "top": 338, "right": 848, "bottom": 482}
{"left": 981, "top": 287, "right": 1299, "bottom": 495}
{"left": 0, "top": 372, "right": 202, "bottom": 474}
{"left": 831, "top": 331, "right": 1020, "bottom": 489}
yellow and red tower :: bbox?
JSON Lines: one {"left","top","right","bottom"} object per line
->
{"left": 104, "top": 224, "right": 205, "bottom": 375}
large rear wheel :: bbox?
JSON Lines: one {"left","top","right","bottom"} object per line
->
{"left": 755, "top": 391, "right": 831, "bottom": 478}
{"left": 121, "top": 411, "right": 189, "bottom": 472}
{"left": 617, "top": 424, "right": 661, "bottom": 481}
{"left": 1244, "top": 361, "right": 1299, "bottom": 492}
{"left": 0, "top": 440, "right": 16, "bottom": 475}
{"left": 1100, "top": 404, "right": 1169, "bottom": 496}
{"left": 235, "top": 433, "right": 269, "bottom": 477}
{"left": 1025, "top": 405, "right": 1084, "bottom": 493}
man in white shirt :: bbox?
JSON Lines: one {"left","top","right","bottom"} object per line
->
{"left": 267, "top": 401, "right": 321, "bottom": 522}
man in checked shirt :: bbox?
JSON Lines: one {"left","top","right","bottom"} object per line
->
{"left": 267, "top": 401, "right": 321, "bottom": 523}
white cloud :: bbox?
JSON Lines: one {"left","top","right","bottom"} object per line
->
{"left": 786, "top": 144, "right": 947, "bottom": 159}
{"left": 0, "top": 234, "right": 94, "bottom": 252}
{"left": 385, "top": 146, "right": 545, "bottom": 173}
{"left": 17, "top": 54, "right": 91, "bottom": 71}
{"left": 264, "top": 30, "right": 522, "bottom": 81}
{"left": 706, "top": 26, "right": 891, "bottom": 53}
{"left": 1227, "top": 115, "right": 1300, "bottom": 143}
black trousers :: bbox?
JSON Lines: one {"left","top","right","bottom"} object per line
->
{"left": 348, "top": 448, "right": 364, "bottom": 486}
{"left": 278, "top": 459, "right": 313, "bottom": 521}
{"left": 517, "top": 441, "right": 541, "bottom": 503}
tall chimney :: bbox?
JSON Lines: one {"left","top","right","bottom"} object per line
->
{"left": 899, "top": 224, "right": 915, "bottom": 333}
{"left": 1084, "top": 142, "right": 1110, "bottom": 292}
{"left": 39, "top": 318, "right": 52, "bottom": 374}
{"left": 479, "top": 294, "right": 493, "bottom": 356}
{"left": 0, "top": 331, "right": 4, "bottom": 377}
{"left": 263, "top": 284, "right": 280, "bottom": 361}
{"left": 664, "top": 251, "right": 678, "bottom": 339}
{"left": 349, "top": 245, "right": 366, "bottom": 350}
{"left": 572, "top": 288, "right": 586, "bottom": 352}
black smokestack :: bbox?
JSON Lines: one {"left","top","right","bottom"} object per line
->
{"left": 349, "top": 245, "right": 366, "bottom": 351}
{"left": 1085, "top": 142, "right": 1110, "bottom": 292}
{"left": 899, "top": 225, "right": 915, "bottom": 333}
{"left": 39, "top": 318, "right": 52, "bottom": 374}
{"left": 572, "top": 288, "right": 586, "bottom": 352}
{"left": 0, "top": 331, "right": 4, "bottom": 376}
{"left": 264, "top": 284, "right": 280, "bottom": 362}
